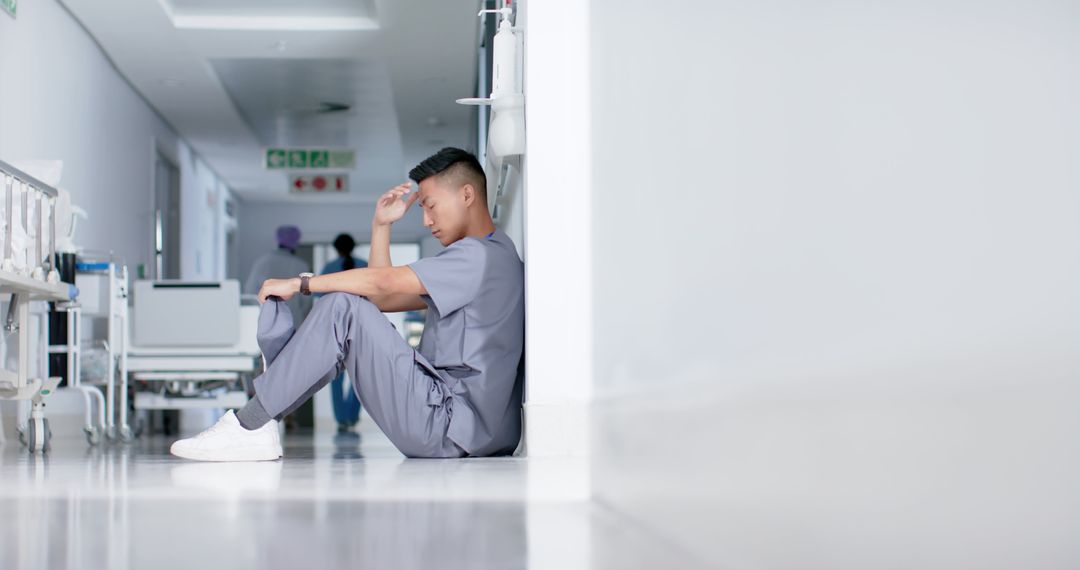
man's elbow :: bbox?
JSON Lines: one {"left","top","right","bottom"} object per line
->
{"left": 371, "top": 270, "right": 399, "bottom": 296}
{"left": 369, "top": 267, "right": 421, "bottom": 297}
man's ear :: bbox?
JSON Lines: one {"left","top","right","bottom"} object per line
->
{"left": 461, "top": 183, "right": 476, "bottom": 207}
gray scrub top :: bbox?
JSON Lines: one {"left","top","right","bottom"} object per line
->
{"left": 409, "top": 229, "right": 525, "bottom": 456}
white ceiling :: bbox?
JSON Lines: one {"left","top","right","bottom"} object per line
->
{"left": 58, "top": 0, "right": 480, "bottom": 204}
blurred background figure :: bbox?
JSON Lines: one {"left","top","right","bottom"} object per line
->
{"left": 319, "top": 233, "right": 367, "bottom": 432}
{"left": 244, "top": 225, "right": 311, "bottom": 322}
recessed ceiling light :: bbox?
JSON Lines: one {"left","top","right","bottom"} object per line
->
{"left": 173, "top": 15, "right": 377, "bottom": 32}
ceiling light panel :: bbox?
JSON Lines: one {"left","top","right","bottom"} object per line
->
{"left": 159, "top": 0, "right": 378, "bottom": 31}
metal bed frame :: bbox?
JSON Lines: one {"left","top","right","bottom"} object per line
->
{"left": 0, "top": 158, "right": 74, "bottom": 452}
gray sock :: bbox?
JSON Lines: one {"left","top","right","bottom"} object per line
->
{"left": 235, "top": 395, "right": 273, "bottom": 431}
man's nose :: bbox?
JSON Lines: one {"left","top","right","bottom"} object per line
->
{"left": 423, "top": 211, "right": 433, "bottom": 227}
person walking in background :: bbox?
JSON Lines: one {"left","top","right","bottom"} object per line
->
{"left": 320, "top": 233, "right": 367, "bottom": 432}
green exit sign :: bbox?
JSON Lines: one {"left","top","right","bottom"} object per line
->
{"left": 2, "top": 0, "right": 16, "bottom": 18}
{"left": 265, "top": 148, "right": 355, "bottom": 170}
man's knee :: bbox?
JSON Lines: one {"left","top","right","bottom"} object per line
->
{"left": 315, "top": 292, "right": 379, "bottom": 319}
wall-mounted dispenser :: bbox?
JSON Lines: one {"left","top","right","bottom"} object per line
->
{"left": 458, "top": 0, "right": 525, "bottom": 159}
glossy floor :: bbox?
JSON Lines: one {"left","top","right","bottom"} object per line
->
{"left": 0, "top": 419, "right": 708, "bottom": 570}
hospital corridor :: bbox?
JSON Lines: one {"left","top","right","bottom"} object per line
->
{"left": 1, "top": 0, "right": 1079, "bottom": 568}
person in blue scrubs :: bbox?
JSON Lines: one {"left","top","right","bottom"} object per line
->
{"left": 320, "top": 233, "right": 367, "bottom": 432}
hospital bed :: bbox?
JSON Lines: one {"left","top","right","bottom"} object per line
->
{"left": 60, "top": 257, "right": 132, "bottom": 443}
{"left": 126, "top": 280, "right": 260, "bottom": 419}
{"left": 0, "top": 158, "right": 73, "bottom": 453}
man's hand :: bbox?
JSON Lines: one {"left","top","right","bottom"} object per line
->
{"left": 373, "top": 182, "right": 419, "bottom": 227}
{"left": 258, "top": 278, "right": 301, "bottom": 304}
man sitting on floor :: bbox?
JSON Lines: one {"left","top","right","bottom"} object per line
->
{"left": 170, "top": 147, "right": 524, "bottom": 460}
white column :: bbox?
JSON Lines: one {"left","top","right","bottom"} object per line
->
{"left": 521, "top": 0, "right": 592, "bottom": 461}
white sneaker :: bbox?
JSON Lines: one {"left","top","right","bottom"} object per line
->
{"left": 170, "top": 410, "right": 283, "bottom": 462}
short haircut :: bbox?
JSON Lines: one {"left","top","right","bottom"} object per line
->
{"left": 408, "top": 147, "right": 487, "bottom": 203}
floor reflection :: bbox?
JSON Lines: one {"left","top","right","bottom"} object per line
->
{"left": 331, "top": 431, "right": 363, "bottom": 460}
{"left": 0, "top": 495, "right": 529, "bottom": 570}
{"left": 0, "top": 430, "right": 701, "bottom": 570}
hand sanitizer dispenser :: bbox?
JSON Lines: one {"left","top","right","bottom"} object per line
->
{"left": 458, "top": 1, "right": 525, "bottom": 158}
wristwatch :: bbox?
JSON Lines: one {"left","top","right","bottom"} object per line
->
{"left": 299, "top": 272, "right": 314, "bottom": 296}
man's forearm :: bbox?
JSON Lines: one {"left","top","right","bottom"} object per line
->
{"left": 307, "top": 266, "right": 423, "bottom": 298}
{"left": 369, "top": 222, "right": 392, "bottom": 268}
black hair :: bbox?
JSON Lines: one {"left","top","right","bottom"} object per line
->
{"left": 408, "top": 147, "right": 487, "bottom": 203}
{"left": 333, "top": 233, "right": 356, "bottom": 271}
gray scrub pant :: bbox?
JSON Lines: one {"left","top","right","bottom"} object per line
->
{"left": 252, "top": 293, "right": 465, "bottom": 458}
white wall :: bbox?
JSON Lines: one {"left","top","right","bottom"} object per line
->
{"left": 177, "top": 144, "right": 233, "bottom": 280}
{"left": 0, "top": 0, "right": 178, "bottom": 271}
{"left": 519, "top": 0, "right": 593, "bottom": 463}
{"left": 0, "top": 0, "right": 231, "bottom": 436}
{"left": 584, "top": 1, "right": 1080, "bottom": 567}
{"left": 0, "top": 1, "right": 232, "bottom": 282}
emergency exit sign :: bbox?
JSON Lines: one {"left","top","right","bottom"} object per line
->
{"left": 265, "top": 148, "right": 355, "bottom": 170}
{"left": 2, "top": 0, "right": 16, "bottom": 18}
{"left": 289, "top": 173, "right": 349, "bottom": 194}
